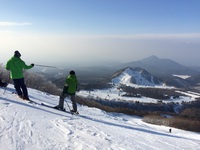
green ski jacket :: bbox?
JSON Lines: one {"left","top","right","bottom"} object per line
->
{"left": 6, "top": 56, "right": 33, "bottom": 79}
{"left": 63, "top": 74, "right": 78, "bottom": 95}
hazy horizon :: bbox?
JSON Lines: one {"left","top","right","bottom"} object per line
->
{"left": 1, "top": 0, "right": 200, "bottom": 67}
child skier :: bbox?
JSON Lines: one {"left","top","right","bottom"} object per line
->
{"left": 54, "top": 70, "right": 78, "bottom": 114}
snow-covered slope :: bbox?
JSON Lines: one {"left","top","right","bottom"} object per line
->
{"left": 0, "top": 85, "right": 200, "bottom": 150}
{"left": 111, "top": 67, "right": 164, "bottom": 87}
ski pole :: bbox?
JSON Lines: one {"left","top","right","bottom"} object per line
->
{"left": 35, "top": 64, "right": 64, "bottom": 69}
{"left": 64, "top": 98, "right": 71, "bottom": 112}
{"left": 3, "top": 87, "right": 7, "bottom": 95}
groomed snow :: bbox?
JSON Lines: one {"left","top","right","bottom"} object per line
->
{"left": 0, "top": 84, "right": 200, "bottom": 150}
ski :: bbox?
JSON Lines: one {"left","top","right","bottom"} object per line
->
{"left": 40, "top": 103, "right": 80, "bottom": 115}
{"left": 12, "top": 92, "right": 39, "bottom": 104}
{"left": 12, "top": 92, "right": 80, "bottom": 115}
{"left": 41, "top": 103, "right": 72, "bottom": 114}
{"left": 70, "top": 110, "right": 79, "bottom": 115}
{"left": 28, "top": 100, "right": 40, "bottom": 105}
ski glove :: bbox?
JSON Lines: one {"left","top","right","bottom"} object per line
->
{"left": 31, "top": 63, "right": 34, "bottom": 67}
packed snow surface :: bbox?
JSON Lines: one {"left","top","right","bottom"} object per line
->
{"left": 0, "top": 84, "right": 200, "bottom": 150}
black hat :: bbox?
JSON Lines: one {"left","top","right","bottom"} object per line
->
{"left": 70, "top": 70, "right": 75, "bottom": 75}
{"left": 14, "top": 50, "right": 21, "bottom": 57}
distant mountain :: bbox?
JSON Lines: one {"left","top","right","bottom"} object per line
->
{"left": 111, "top": 67, "right": 164, "bottom": 87}
{"left": 30, "top": 55, "right": 200, "bottom": 88}
{"left": 114, "top": 56, "right": 200, "bottom": 88}
{"left": 119, "top": 55, "right": 199, "bottom": 77}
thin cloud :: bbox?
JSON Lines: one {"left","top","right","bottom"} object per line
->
{"left": 0, "top": 22, "right": 32, "bottom": 26}
{"left": 63, "top": 33, "right": 200, "bottom": 40}
{"left": 104, "top": 33, "right": 200, "bottom": 39}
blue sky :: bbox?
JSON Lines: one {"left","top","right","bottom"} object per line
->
{"left": 0, "top": 0, "right": 200, "bottom": 66}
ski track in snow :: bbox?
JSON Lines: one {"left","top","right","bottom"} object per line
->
{"left": 0, "top": 85, "right": 200, "bottom": 150}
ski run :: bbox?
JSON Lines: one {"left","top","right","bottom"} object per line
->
{"left": 0, "top": 84, "right": 200, "bottom": 150}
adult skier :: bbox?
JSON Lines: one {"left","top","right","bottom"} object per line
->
{"left": 54, "top": 70, "right": 78, "bottom": 114}
{"left": 6, "top": 50, "right": 34, "bottom": 100}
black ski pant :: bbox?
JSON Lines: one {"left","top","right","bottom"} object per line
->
{"left": 59, "top": 94, "right": 77, "bottom": 111}
{"left": 13, "top": 78, "right": 29, "bottom": 99}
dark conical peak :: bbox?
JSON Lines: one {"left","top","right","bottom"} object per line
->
{"left": 141, "top": 55, "right": 159, "bottom": 63}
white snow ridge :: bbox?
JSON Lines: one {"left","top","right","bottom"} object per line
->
{"left": 112, "top": 67, "right": 164, "bottom": 87}
{"left": 0, "top": 84, "right": 200, "bottom": 150}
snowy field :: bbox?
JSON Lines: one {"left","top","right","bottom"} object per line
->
{"left": 77, "top": 68, "right": 199, "bottom": 104}
{"left": 77, "top": 87, "right": 198, "bottom": 104}
{"left": 0, "top": 84, "right": 200, "bottom": 150}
